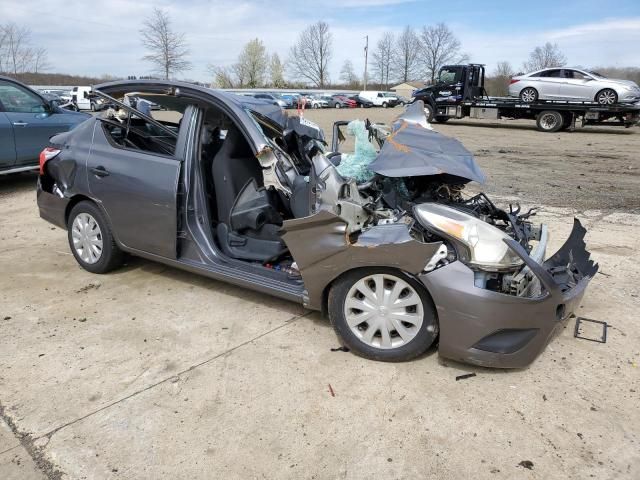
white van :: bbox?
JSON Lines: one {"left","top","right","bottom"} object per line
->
{"left": 71, "top": 86, "right": 92, "bottom": 110}
{"left": 358, "top": 91, "right": 399, "bottom": 108}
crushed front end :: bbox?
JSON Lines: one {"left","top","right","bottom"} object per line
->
{"left": 417, "top": 212, "right": 598, "bottom": 368}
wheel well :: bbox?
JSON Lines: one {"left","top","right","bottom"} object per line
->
{"left": 319, "top": 266, "right": 438, "bottom": 323}
{"left": 64, "top": 194, "right": 94, "bottom": 225}
{"left": 594, "top": 88, "right": 616, "bottom": 100}
{"left": 65, "top": 195, "right": 124, "bottom": 247}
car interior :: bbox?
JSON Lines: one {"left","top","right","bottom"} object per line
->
{"left": 95, "top": 90, "right": 329, "bottom": 272}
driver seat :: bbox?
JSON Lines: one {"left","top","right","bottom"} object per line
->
{"left": 211, "top": 126, "right": 287, "bottom": 262}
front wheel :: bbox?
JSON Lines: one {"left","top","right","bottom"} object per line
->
{"left": 328, "top": 269, "right": 438, "bottom": 362}
{"left": 335, "top": 103, "right": 341, "bottom": 109}
{"left": 382, "top": 102, "right": 388, "bottom": 108}
{"left": 596, "top": 89, "right": 617, "bottom": 105}
{"left": 67, "top": 201, "right": 124, "bottom": 274}
{"left": 424, "top": 104, "right": 435, "bottom": 122}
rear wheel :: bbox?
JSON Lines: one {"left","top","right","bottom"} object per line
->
{"left": 382, "top": 102, "right": 388, "bottom": 108}
{"left": 596, "top": 89, "right": 617, "bottom": 105}
{"left": 520, "top": 87, "right": 538, "bottom": 103}
{"left": 67, "top": 201, "right": 124, "bottom": 274}
{"left": 335, "top": 103, "right": 341, "bottom": 108}
{"left": 329, "top": 269, "right": 438, "bottom": 362}
{"left": 536, "top": 110, "right": 564, "bottom": 132}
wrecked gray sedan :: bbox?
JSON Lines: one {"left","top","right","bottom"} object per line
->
{"left": 36, "top": 80, "right": 597, "bottom": 367}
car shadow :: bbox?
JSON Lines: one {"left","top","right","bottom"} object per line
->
{"left": 107, "top": 254, "right": 307, "bottom": 318}
{"left": 0, "top": 171, "right": 38, "bottom": 195}
{"left": 441, "top": 120, "right": 638, "bottom": 135}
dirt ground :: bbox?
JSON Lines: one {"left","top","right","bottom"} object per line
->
{"left": 1, "top": 109, "right": 639, "bottom": 479}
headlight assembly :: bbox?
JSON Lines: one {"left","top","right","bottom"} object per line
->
{"left": 414, "top": 203, "right": 524, "bottom": 271}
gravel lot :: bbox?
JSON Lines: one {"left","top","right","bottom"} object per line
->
{"left": 1, "top": 109, "right": 639, "bottom": 479}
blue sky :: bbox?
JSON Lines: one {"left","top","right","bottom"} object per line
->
{"left": 1, "top": 0, "right": 639, "bottom": 82}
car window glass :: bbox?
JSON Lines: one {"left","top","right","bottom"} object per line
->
{"left": 101, "top": 106, "right": 180, "bottom": 157}
{"left": 0, "top": 82, "right": 46, "bottom": 113}
{"left": 567, "top": 70, "right": 588, "bottom": 80}
{"left": 539, "top": 69, "right": 562, "bottom": 78}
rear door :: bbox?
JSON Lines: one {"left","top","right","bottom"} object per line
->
{"left": 0, "top": 79, "right": 80, "bottom": 166}
{"left": 0, "top": 112, "right": 16, "bottom": 169}
{"left": 532, "top": 69, "right": 564, "bottom": 98}
{"left": 86, "top": 103, "right": 187, "bottom": 259}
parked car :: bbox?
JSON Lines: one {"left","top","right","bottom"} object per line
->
{"left": 508, "top": 68, "right": 640, "bottom": 105}
{"left": 349, "top": 95, "right": 373, "bottom": 108}
{"left": 307, "top": 96, "right": 329, "bottom": 109}
{"left": 37, "top": 80, "right": 597, "bottom": 367}
{"left": 0, "top": 76, "right": 90, "bottom": 174}
{"left": 40, "top": 89, "right": 72, "bottom": 102}
{"left": 252, "top": 93, "right": 287, "bottom": 108}
{"left": 358, "top": 90, "right": 399, "bottom": 108}
{"left": 328, "top": 94, "right": 356, "bottom": 108}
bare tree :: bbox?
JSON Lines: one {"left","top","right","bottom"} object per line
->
{"left": 339, "top": 60, "right": 359, "bottom": 87}
{"left": 269, "top": 53, "right": 286, "bottom": 88}
{"left": 235, "top": 38, "right": 268, "bottom": 88}
{"left": 207, "top": 64, "right": 236, "bottom": 88}
{"left": 371, "top": 32, "right": 394, "bottom": 89}
{"left": 2, "top": 23, "right": 33, "bottom": 74}
{"left": 32, "top": 47, "right": 49, "bottom": 73}
{"left": 140, "top": 8, "right": 191, "bottom": 80}
{"left": 392, "top": 26, "right": 421, "bottom": 83}
{"left": 523, "top": 42, "right": 566, "bottom": 72}
{"left": 288, "top": 21, "right": 332, "bottom": 87}
{"left": 486, "top": 61, "right": 515, "bottom": 96}
{"left": 420, "top": 23, "right": 465, "bottom": 84}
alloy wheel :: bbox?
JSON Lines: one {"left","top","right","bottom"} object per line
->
{"left": 597, "top": 90, "right": 617, "bottom": 105}
{"left": 520, "top": 88, "right": 537, "bottom": 103}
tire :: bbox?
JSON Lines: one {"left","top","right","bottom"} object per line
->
{"left": 67, "top": 201, "right": 124, "bottom": 274}
{"left": 90, "top": 103, "right": 96, "bottom": 112}
{"left": 360, "top": 104, "right": 365, "bottom": 108}
{"left": 335, "top": 103, "right": 341, "bottom": 109}
{"left": 519, "top": 87, "right": 538, "bottom": 103}
{"left": 434, "top": 116, "right": 449, "bottom": 123}
{"left": 596, "top": 88, "right": 617, "bottom": 105}
{"left": 382, "top": 102, "right": 388, "bottom": 108}
{"left": 424, "top": 104, "right": 435, "bottom": 122}
{"left": 536, "top": 110, "right": 564, "bottom": 132}
{"left": 313, "top": 103, "right": 319, "bottom": 109}
{"left": 328, "top": 268, "right": 438, "bottom": 362}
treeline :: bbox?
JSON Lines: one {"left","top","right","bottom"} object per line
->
{"left": 5, "top": 72, "right": 114, "bottom": 86}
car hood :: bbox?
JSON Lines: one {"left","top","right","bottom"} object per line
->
{"left": 367, "top": 101, "right": 486, "bottom": 184}
{"left": 602, "top": 78, "right": 639, "bottom": 89}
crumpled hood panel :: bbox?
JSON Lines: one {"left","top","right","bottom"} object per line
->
{"left": 368, "top": 101, "right": 486, "bottom": 184}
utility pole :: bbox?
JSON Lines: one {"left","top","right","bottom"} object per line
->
{"left": 363, "top": 35, "right": 368, "bottom": 91}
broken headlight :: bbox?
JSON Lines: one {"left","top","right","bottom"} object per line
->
{"left": 414, "top": 203, "right": 523, "bottom": 271}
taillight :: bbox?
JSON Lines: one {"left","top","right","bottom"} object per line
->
{"left": 39, "top": 147, "right": 61, "bottom": 175}
{"left": 509, "top": 79, "right": 520, "bottom": 85}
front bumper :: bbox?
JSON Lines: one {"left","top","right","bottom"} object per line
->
{"left": 419, "top": 219, "right": 598, "bottom": 368}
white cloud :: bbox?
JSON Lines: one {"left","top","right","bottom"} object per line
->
{"left": 1, "top": 1, "right": 638, "bottom": 82}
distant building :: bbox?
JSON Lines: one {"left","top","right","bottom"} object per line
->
{"left": 391, "top": 81, "right": 425, "bottom": 100}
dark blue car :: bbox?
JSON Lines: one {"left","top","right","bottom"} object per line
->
{"left": 0, "top": 76, "right": 89, "bottom": 175}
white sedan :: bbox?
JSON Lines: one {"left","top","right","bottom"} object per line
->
{"left": 508, "top": 68, "right": 640, "bottom": 105}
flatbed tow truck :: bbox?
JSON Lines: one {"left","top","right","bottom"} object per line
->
{"left": 412, "top": 64, "right": 640, "bottom": 132}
